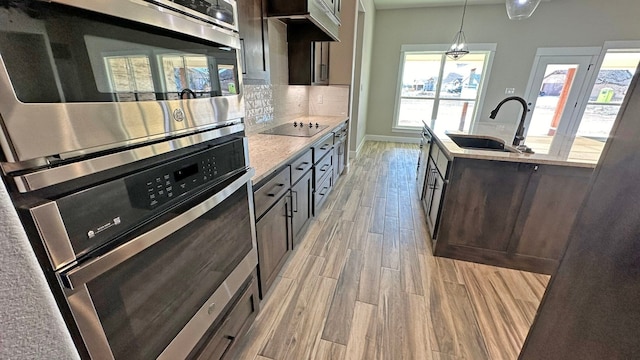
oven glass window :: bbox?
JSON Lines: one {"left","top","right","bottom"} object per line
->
{"left": 0, "top": 3, "right": 239, "bottom": 103}
{"left": 86, "top": 186, "right": 252, "bottom": 359}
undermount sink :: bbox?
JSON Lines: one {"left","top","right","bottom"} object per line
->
{"left": 445, "top": 132, "right": 521, "bottom": 153}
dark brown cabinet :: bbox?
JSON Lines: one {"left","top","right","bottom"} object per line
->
{"left": 287, "top": 40, "right": 331, "bottom": 85}
{"left": 421, "top": 135, "right": 450, "bottom": 241}
{"left": 237, "top": 0, "right": 269, "bottom": 83}
{"left": 439, "top": 159, "right": 531, "bottom": 251}
{"left": 426, "top": 163, "right": 445, "bottom": 237}
{"left": 254, "top": 167, "right": 292, "bottom": 298}
{"left": 510, "top": 164, "right": 592, "bottom": 261}
{"left": 434, "top": 157, "right": 592, "bottom": 274}
{"left": 255, "top": 193, "right": 292, "bottom": 297}
{"left": 291, "top": 170, "right": 313, "bottom": 245}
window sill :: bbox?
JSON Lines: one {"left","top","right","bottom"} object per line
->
{"left": 392, "top": 126, "right": 423, "bottom": 133}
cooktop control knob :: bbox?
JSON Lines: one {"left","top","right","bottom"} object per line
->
{"left": 309, "top": 122, "right": 313, "bottom": 128}
{"left": 315, "top": 123, "right": 319, "bottom": 128}
{"left": 293, "top": 121, "right": 298, "bottom": 127}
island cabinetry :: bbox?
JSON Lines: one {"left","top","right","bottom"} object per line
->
{"left": 434, "top": 158, "right": 592, "bottom": 274}
{"left": 254, "top": 166, "right": 292, "bottom": 297}
{"left": 510, "top": 164, "right": 592, "bottom": 261}
{"left": 422, "top": 135, "right": 450, "bottom": 240}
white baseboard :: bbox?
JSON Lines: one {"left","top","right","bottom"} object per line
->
{"left": 349, "top": 136, "right": 367, "bottom": 159}
{"left": 365, "top": 134, "right": 421, "bottom": 144}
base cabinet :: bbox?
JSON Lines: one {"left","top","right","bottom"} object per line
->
{"left": 434, "top": 158, "right": 592, "bottom": 274}
{"left": 256, "top": 194, "right": 292, "bottom": 297}
{"left": 291, "top": 170, "right": 313, "bottom": 245}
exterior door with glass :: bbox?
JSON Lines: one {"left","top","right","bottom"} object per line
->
{"left": 522, "top": 50, "right": 598, "bottom": 157}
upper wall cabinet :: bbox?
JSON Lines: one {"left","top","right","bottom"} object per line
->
{"left": 238, "top": 0, "right": 270, "bottom": 83}
{"left": 266, "top": 0, "right": 340, "bottom": 41}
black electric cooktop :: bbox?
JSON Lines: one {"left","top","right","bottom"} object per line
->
{"left": 260, "top": 122, "right": 328, "bottom": 137}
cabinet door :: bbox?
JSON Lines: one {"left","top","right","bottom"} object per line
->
{"left": 417, "top": 138, "right": 431, "bottom": 198}
{"left": 427, "top": 166, "right": 445, "bottom": 239}
{"left": 334, "top": 0, "right": 341, "bottom": 21}
{"left": 256, "top": 194, "right": 292, "bottom": 297}
{"left": 291, "top": 170, "right": 313, "bottom": 245}
{"left": 510, "top": 164, "right": 592, "bottom": 261}
{"left": 313, "top": 42, "right": 329, "bottom": 85}
{"left": 438, "top": 159, "right": 531, "bottom": 251}
{"left": 237, "top": 0, "right": 269, "bottom": 82}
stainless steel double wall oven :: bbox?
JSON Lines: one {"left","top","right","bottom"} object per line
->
{"left": 0, "top": 0, "right": 257, "bottom": 358}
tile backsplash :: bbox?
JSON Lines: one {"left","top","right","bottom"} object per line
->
{"left": 244, "top": 84, "right": 349, "bottom": 134}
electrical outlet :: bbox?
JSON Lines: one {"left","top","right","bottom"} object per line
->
{"left": 505, "top": 88, "right": 516, "bottom": 95}
{"left": 317, "top": 95, "right": 323, "bottom": 104}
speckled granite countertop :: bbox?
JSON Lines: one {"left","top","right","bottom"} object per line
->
{"left": 247, "top": 116, "right": 349, "bottom": 184}
{"left": 425, "top": 121, "right": 597, "bottom": 169}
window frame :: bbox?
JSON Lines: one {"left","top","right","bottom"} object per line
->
{"left": 392, "top": 43, "right": 497, "bottom": 132}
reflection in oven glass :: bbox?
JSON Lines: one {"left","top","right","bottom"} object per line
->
{"left": 88, "top": 187, "right": 252, "bottom": 359}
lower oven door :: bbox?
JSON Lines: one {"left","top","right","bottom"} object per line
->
{"left": 60, "top": 169, "right": 257, "bottom": 360}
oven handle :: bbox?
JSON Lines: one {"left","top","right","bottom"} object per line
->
{"left": 61, "top": 168, "right": 255, "bottom": 290}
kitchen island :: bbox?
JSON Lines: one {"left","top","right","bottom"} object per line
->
{"left": 420, "top": 122, "right": 596, "bottom": 274}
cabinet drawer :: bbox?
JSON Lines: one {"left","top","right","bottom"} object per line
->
{"left": 314, "top": 170, "right": 333, "bottom": 214}
{"left": 314, "top": 152, "right": 333, "bottom": 189}
{"left": 290, "top": 149, "right": 313, "bottom": 185}
{"left": 190, "top": 275, "right": 260, "bottom": 360}
{"left": 312, "top": 133, "right": 334, "bottom": 164}
{"left": 254, "top": 166, "right": 291, "bottom": 219}
{"left": 431, "top": 142, "right": 449, "bottom": 178}
{"left": 436, "top": 150, "right": 450, "bottom": 178}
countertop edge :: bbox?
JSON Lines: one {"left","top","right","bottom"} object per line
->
{"left": 424, "top": 121, "right": 597, "bottom": 169}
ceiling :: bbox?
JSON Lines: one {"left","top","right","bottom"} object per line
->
{"left": 373, "top": 0, "right": 550, "bottom": 10}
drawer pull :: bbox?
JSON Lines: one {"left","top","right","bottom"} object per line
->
{"left": 320, "top": 145, "right": 330, "bottom": 150}
{"left": 267, "top": 183, "right": 285, "bottom": 197}
{"left": 296, "top": 162, "right": 310, "bottom": 170}
{"left": 320, "top": 164, "right": 330, "bottom": 172}
{"left": 319, "top": 187, "right": 329, "bottom": 196}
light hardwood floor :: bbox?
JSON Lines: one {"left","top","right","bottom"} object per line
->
{"left": 235, "top": 141, "right": 550, "bottom": 360}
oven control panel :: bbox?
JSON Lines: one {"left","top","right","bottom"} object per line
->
{"left": 127, "top": 139, "right": 245, "bottom": 210}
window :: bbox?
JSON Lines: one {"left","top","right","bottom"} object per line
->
{"left": 393, "top": 44, "right": 496, "bottom": 132}
{"left": 105, "top": 55, "right": 156, "bottom": 101}
{"left": 575, "top": 50, "right": 640, "bottom": 139}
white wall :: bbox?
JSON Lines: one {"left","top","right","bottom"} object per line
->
{"left": 351, "top": 0, "right": 377, "bottom": 153}
{"left": 365, "top": 0, "right": 640, "bottom": 141}
{"left": 0, "top": 180, "right": 79, "bottom": 359}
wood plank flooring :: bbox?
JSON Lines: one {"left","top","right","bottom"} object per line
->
{"left": 235, "top": 141, "right": 550, "bottom": 360}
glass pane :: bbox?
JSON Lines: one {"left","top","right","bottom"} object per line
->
{"left": 527, "top": 64, "right": 579, "bottom": 154}
{"left": 401, "top": 53, "right": 442, "bottom": 98}
{"left": 0, "top": 4, "right": 237, "bottom": 103}
{"left": 434, "top": 100, "right": 475, "bottom": 133}
{"left": 440, "top": 53, "right": 486, "bottom": 99}
{"left": 398, "top": 98, "right": 434, "bottom": 127}
{"left": 569, "top": 51, "right": 640, "bottom": 161}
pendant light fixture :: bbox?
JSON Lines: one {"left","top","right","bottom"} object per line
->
{"left": 505, "top": 0, "right": 541, "bottom": 20}
{"left": 445, "top": 0, "right": 470, "bottom": 60}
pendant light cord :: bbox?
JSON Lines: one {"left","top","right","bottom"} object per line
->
{"left": 459, "top": 0, "right": 468, "bottom": 32}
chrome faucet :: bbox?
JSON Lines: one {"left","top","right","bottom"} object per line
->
{"left": 489, "top": 96, "right": 534, "bottom": 153}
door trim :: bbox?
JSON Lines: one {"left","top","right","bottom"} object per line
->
{"left": 522, "top": 47, "right": 601, "bottom": 157}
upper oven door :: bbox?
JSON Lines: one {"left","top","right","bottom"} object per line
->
{"left": 149, "top": 0, "right": 239, "bottom": 32}
{"left": 0, "top": 1, "right": 243, "bottom": 165}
